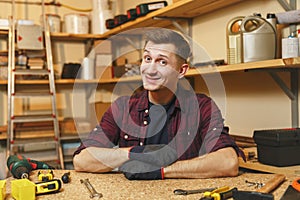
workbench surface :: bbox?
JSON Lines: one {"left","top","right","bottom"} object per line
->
{"left": 3, "top": 170, "right": 297, "bottom": 200}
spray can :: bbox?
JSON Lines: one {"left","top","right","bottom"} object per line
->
{"left": 266, "top": 13, "right": 277, "bottom": 32}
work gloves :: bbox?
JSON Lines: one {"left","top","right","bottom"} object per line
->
{"left": 119, "top": 160, "right": 163, "bottom": 180}
{"left": 120, "top": 144, "right": 178, "bottom": 180}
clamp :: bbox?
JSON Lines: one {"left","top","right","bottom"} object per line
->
{"left": 200, "top": 186, "right": 237, "bottom": 200}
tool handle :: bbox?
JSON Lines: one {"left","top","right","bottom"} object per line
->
{"left": 256, "top": 174, "right": 285, "bottom": 193}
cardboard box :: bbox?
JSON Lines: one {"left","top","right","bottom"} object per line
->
{"left": 17, "top": 24, "right": 43, "bottom": 50}
{"left": 253, "top": 128, "right": 300, "bottom": 167}
{"left": 95, "top": 66, "right": 113, "bottom": 79}
{"left": 94, "top": 40, "right": 112, "bottom": 54}
{"left": 94, "top": 102, "right": 111, "bottom": 122}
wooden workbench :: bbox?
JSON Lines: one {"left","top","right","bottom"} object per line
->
{"left": 3, "top": 170, "right": 296, "bottom": 200}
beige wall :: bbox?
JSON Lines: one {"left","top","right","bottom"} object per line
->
{"left": 190, "top": 0, "right": 299, "bottom": 136}
{"left": 0, "top": 0, "right": 299, "bottom": 137}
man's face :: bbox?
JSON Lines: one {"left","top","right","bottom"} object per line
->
{"left": 140, "top": 41, "right": 181, "bottom": 92}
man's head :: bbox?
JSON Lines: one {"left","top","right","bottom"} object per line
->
{"left": 141, "top": 28, "right": 191, "bottom": 94}
{"left": 144, "top": 28, "right": 191, "bottom": 64}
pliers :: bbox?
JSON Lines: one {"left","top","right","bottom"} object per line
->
{"left": 200, "top": 186, "right": 237, "bottom": 200}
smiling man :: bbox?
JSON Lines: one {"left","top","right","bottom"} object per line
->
{"left": 73, "top": 28, "right": 244, "bottom": 180}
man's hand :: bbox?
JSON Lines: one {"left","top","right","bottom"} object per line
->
{"left": 129, "top": 144, "right": 177, "bottom": 167}
{"left": 119, "top": 160, "right": 164, "bottom": 180}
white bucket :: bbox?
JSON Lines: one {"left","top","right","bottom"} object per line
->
{"left": 40, "top": 14, "right": 61, "bottom": 32}
{"left": 64, "top": 14, "right": 89, "bottom": 34}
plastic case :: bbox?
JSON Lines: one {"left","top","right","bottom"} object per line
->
{"left": 253, "top": 128, "right": 300, "bottom": 167}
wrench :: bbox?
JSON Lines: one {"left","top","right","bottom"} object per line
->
{"left": 80, "top": 178, "right": 103, "bottom": 199}
{"left": 174, "top": 187, "right": 217, "bottom": 195}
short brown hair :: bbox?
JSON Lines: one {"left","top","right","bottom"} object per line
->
{"left": 144, "top": 28, "right": 191, "bottom": 62}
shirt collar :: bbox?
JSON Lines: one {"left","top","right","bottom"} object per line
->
{"left": 136, "top": 85, "right": 189, "bottom": 113}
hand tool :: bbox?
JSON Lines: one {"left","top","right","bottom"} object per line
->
{"left": 232, "top": 174, "right": 286, "bottom": 200}
{"left": 7, "top": 154, "right": 53, "bottom": 179}
{"left": 36, "top": 179, "right": 62, "bottom": 195}
{"left": 291, "top": 178, "right": 300, "bottom": 192}
{"left": 280, "top": 177, "right": 300, "bottom": 200}
{"left": 173, "top": 187, "right": 217, "bottom": 195}
{"left": 200, "top": 186, "right": 237, "bottom": 200}
{"left": 38, "top": 169, "right": 54, "bottom": 182}
{"left": 80, "top": 178, "right": 103, "bottom": 199}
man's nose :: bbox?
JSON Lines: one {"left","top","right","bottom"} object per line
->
{"left": 147, "top": 62, "right": 157, "bottom": 73}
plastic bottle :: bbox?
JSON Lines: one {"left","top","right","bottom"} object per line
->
{"left": 266, "top": 13, "right": 277, "bottom": 32}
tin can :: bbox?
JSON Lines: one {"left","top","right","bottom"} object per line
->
{"left": 64, "top": 14, "right": 89, "bottom": 34}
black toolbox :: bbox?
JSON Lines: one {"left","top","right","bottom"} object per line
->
{"left": 253, "top": 128, "right": 300, "bottom": 167}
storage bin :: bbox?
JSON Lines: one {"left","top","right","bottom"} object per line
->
{"left": 253, "top": 128, "right": 300, "bottom": 167}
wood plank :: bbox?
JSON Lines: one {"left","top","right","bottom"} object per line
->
{"left": 0, "top": 58, "right": 300, "bottom": 85}
{"left": 239, "top": 158, "right": 300, "bottom": 176}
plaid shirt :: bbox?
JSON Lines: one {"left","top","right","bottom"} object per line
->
{"left": 74, "top": 86, "right": 243, "bottom": 160}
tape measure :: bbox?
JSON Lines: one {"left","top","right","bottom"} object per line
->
{"left": 38, "top": 170, "right": 54, "bottom": 182}
{"left": 292, "top": 178, "right": 300, "bottom": 192}
{"left": 36, "top": 179, "right": 62, "bottom": 195}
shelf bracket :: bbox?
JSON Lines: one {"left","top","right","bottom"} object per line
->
{"left": 277, "top": 0, "right": 294, "bottom": 11}
{"left": 247, "top": 68, "right": 299, "bottom": 127}
{"left": 277, "top": 0, "right": 297, "bottom": 35}
{"left": 268, "top": 71, "right": 296, "bottom": 100}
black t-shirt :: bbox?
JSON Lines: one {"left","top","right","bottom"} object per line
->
{"left": 144, "top": 97, "right": 176, "bottom": 145}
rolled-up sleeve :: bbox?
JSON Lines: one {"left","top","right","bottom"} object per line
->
{"left": 73, "top": 97, "right": 125, "bottom": 156}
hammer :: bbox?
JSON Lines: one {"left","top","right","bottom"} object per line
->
{"left": 232, "top": 174, "right": 286, "bottom": 200}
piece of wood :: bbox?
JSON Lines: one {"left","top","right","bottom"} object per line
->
{"left": 239, "top": 157, "right": 300, "bottom": 176}
{"left": 257, "top": 174, "right": 286, "bottom": 193}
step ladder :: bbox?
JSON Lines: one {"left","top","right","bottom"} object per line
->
{"left": 6, "top": 0, "right": 64, "bottom": 169}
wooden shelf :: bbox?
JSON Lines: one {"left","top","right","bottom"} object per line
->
{"left": 1, "top": 58, "right": 299, "bottom": 85}
{"left": 0, "top": 0, "right": 243, "bottom": 41}
{"left": 101, "top": 0, "right": 243, "bottom": 38}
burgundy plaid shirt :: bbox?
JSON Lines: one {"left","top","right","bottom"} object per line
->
{"left": 74, "top": 87, "right": 243, "bottom": 160}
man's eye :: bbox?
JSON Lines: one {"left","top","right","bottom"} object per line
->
{"left": 144, "top": 56, "right": 151, "bottom": 62}
{"left": 159, "top": 60, "right": 167, "bottom": 66}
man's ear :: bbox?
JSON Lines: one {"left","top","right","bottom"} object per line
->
{"left": 178, "top": 63, "right": 189, "bottom": 79}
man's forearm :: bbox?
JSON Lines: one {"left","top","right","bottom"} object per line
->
{"left": 73, "top": 147, "right": 130, "bottom": 172}
{"left": 163, "top": 147, "right": 239, "bottom": 179}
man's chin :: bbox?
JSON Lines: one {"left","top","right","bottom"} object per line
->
{"left": 143, "top": 84, "right": 161, "bottom": 91}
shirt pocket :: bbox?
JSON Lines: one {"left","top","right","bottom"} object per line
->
{"left": 119, "top": 131, "right": 140, "bottom": 147}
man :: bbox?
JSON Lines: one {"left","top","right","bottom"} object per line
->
{"left": 73, "top": 28, "right": 244, "bottom": 180}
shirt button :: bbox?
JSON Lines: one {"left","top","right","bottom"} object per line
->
{"left": 213, "top": 128, "right": 217, "bottom": 131}
{"left": 143, "top": 120, "right": 148, "bottom": 125}
{"left": 145, "top": 109, "right": 149, "bottom": 113}
{"left": 93, "top": 128, "right": 97, "bottom": 131}
{"left": 139, "top": 142, "right": 143, "bottom": 146}
{"left": 124, "top": 134, "right": 129, "bottom": 139}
